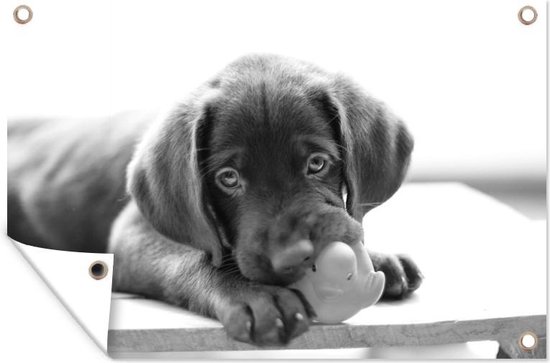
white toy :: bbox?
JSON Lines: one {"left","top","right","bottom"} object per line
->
{"left": 291, "top": 241, "right": 385, "bottom": 324}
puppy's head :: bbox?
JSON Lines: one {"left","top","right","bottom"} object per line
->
{"left": 128, "top": 55, "right": 413, "bottom": 285}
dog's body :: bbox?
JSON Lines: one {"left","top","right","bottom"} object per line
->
{"left": 8, "top": 54, "right": 422, "bottom": 346}
{"left": 8, "top": 112, "right": 149, "bottom": 252}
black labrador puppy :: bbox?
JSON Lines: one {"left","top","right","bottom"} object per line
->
{"left": 8, "top": 54, "right": 422, "bottom": 346}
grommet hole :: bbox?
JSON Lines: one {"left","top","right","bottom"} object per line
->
{"left": 518, "top": 5, "right": 537, "bottom": 25}
{"left": 13, "top": 5, "right": 33, "bottom": 24}
{"left": 519, "top": 331, "right": 538, "bottom": 351}
{"left": 89, "top": 261, "right": 108, "bottom": 280}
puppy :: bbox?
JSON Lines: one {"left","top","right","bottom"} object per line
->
{"left": 8, "top": 54, "right": 422, "bottom": 346}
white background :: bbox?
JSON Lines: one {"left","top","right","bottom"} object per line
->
{"left": 3, "top": 0, "right": 546, "bottom": 182}
{"left": 0, "top": 0, "right": 547, "bottom": 361}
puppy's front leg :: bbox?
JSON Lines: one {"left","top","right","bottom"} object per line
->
{"left": 369, "top": 251, "right": 423, "bottom": 299}
{"left": 109, "top": 203, "right": 315, "bottom": 346}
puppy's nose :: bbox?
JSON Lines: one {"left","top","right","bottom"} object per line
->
{"left": 271, "top": 239, "right": 314, "bottom": 274}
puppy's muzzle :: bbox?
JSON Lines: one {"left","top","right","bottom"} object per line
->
{"left": 269, "top": 239, "right": 314, "bottom": 274}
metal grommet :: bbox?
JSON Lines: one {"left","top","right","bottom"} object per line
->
{"left": 518, "top": 331, "right": 538, "bottom": 351}
{"left": 518, "top": 5, "right": 537, "bottom": 25}
{"left": 89, "top": 261, "right": 108, "bottom": 280}
{"left": 13, "top": 5, "right": 33, "bottom": 24}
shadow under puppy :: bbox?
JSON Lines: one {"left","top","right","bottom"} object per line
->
{"left": 8, "top": 54, "right": 422, "bottom": 346}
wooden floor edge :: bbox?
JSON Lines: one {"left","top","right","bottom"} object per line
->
{"left": 107, "top": 314, "right": 546, "bottom": 353}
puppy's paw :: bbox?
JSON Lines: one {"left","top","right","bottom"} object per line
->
{"left": 218, "top": 285, "right": 315, "bottom": 346}
{"left": 370, "top": 252, "right": 423, "bottom": 300}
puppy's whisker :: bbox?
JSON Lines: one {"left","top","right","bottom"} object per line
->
{"left": 194, "top": 147, "right": 211, "bottom": 152}
{"left": 223, "top": 266, "right": 236, "bottom": 270}
{"left": 197, "top": 165, "right": 217, "bottom": 179}
{"left": 357, "top": 202, "right": 383, "bottom": 207}
{"left": 220, "top": 259, "right": 238, "bottom": 267}
{"left": 220, "top": 254, "right": 234, "bottom": 261}
{"left": 327, "top": 112, "right": 340, "bottom": 125}
{"left": 222, "top": 268, "right": 243, "bottom": 278}
{"left": 221, "top": 264, "right": 238, "bottom": 270}
{"left": 335, "top": 144, "right": 349, "bottom": 153}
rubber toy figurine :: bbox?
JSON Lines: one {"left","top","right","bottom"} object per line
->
{"left": 290, "top": 241, "right": 385, "bottom": 324}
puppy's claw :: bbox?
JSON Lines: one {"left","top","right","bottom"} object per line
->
{"left": 223, "top": 286, "right": 313, "bottom": 346}
{"left": 289, "top": 288, "right": 317, "bottom": 319}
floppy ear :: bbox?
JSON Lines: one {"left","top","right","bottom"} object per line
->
{"left": 311, "top": 78, "right": 414, "bottom": 221}
{"left": 126, "top": 92, "right": 228, "bottom": 266}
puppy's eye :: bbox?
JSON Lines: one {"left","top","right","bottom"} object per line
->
{"left": 306, "top": 153, "right": 329, "bottom": 175}
{"left": 215, "top": 167, "right": 240, "bottom": 190}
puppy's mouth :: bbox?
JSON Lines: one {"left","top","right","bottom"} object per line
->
{"left": 232, "top": 246, "right": 323, "bottom": 286}
{"left": 271, "top": 270, "right": 308, "bottom": 286}
{"left": 232, "top": 201, "right": 360, "bottom": 286}
{"left": 236, "top": 253, "right": 310, "bottom": 286}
